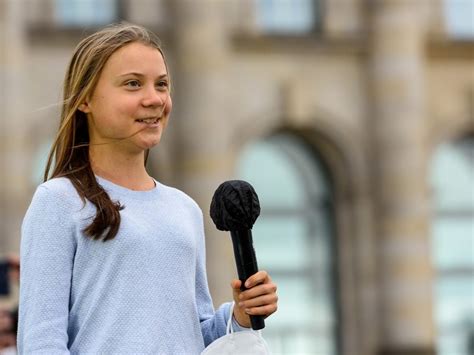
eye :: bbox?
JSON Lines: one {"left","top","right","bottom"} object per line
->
{"left": 156, "top": 80, "right": 169, "bottom": 90}
{"left": 125, "top": 80, "right": 141, "bottom": 89}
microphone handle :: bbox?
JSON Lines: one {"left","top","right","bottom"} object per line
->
{"left": 230, "top": 229, "right": 265, "bottom": 330}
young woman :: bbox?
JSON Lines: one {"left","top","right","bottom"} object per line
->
{"left": 18, "top": 23, "right": 277, "bottom": 354}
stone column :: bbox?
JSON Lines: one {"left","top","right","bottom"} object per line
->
{"left": 369, "top": 1, "right": 435, "bottom": 354}
{"left": 0, "top": 0, "right": 6, "bottom": 256}
{"left": 167, "top": 0, "right": 236, "bottom": 305}
{"left": 0, "top": 0, "right": 28, "bottom": 257}
{"left": 0, "top": 0, "right": 28, "bottom": 310}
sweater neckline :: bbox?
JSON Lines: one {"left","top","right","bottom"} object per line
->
{"left": 95, "top": 175, "right": 162, "bottom": 201}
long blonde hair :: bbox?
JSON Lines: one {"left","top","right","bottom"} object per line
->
{"left": 45, "top": 23, "right": 169, "bottom": 241}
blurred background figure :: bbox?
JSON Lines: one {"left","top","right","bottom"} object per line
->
{"left": 0, "top": 0, "right": 472, "bottom": 354}
{"left": 0, "top": 255, "right": 19, "bottom": 355}
{"left": 0, "top": 310, "right": 16, "bottom": 355}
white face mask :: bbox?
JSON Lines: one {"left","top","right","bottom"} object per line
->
{"left": 201, "top": 303, "right": 271, "bottom": 355}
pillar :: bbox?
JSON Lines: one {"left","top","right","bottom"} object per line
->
{"left": 0, "top": 0, "right": 28, "bottom": 257}
{"left": 369, "top": 1, "right": 435, "bottom": 354}
{"left": 167, "top": 0, "right": 236, "bottom": 305}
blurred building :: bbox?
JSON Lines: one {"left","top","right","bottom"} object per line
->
{"left": 0, "top": 0, "right": 472, "bottom": 354}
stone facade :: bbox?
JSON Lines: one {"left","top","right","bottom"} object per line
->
{"left": 0, "top": 0, "right": 472, "bottom": 354}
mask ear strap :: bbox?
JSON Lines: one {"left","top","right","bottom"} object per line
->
{"left": 227, "top": 302, "right": 235, "bottom": 334}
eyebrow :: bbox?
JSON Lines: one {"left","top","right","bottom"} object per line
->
{"left": 118, "top": 72, "right": 168, "bottom": 79}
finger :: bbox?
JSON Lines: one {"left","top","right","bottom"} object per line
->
{"left": 244, "top": 270, "right": 270, "bottom": 288}
{"left": 239, "top": 293, "right": 278, "bottom": 309}
{"left": 245, "top": 303, "right": 278, "bottom": 317}
{"left": 231, "top": 280, "right": 243, "bottom": 306}
{"left": 239, "top": 281, "right": 277, "bottom": 301}
{"left": 230, "top": 279, "right": 242, "bottom": 290}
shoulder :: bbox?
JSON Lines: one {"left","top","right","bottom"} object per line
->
{"left": 156, "top": 182, "right": 203, "bottom": 216}
{"left": 41, "top": 175, "right": 75, "bottom": 190}
{"left": 22, "top": 177, "right": 83, "bottom": 237}
{"left": 30, "top": 177, "right": 83, "bottom": 210}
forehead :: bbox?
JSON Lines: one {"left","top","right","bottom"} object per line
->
{"left": 103, "top": 42, "right": 167, "bottom": 76}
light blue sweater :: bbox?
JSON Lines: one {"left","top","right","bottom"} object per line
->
{"left": 18, "top": 176, "right": 239, "bottom": 354}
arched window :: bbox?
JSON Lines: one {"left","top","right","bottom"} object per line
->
{"left": 237, "top": 133, "right": 339, "bottom": 354}
{"left": 255, "top": 0, "right": 320, "bottom": 34}
{"left": 54, "top": 0, "right": 118, "bottom": 27}
{"left": 430, "top": 136, "right": 474, "bottom": 355}
{"left": 443, "top": 0, "right": 474, "bottom": 39}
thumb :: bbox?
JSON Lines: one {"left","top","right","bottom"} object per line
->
{"left": 231, "top": 279, "right": 242, "bottom": 290}
{"left": 231, "top": 279, "right": 243, "bottom": 303}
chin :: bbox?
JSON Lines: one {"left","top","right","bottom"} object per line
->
{"left": 137, "top": 134, "right": 163, "bottom": 148}
{"left": 141, "top": 139, "right": 161, "bottom": 150}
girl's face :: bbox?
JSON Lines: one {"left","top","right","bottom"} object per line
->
{"left": 80, "top": 42, "right": 172, "bottom": 154}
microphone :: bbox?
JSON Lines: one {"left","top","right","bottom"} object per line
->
{"left": 210, "top": 180, "right": 265, "bottom": 330}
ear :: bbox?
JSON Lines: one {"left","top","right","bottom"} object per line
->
{"left": 78, "top": 102, "right": 91, "bottom": 113}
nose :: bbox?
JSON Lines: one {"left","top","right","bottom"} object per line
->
{"left": 141, "top": 86, "right": 165, "bottom": 108}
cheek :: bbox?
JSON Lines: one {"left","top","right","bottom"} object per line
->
{"left": 96, "top": 91, "right": 137, "bottom": 112}
{"left": 165, "top": 96, "right": 173, "bottom": 115}
{"left": 115, "top": 96, "right": 140, "bottom": 116}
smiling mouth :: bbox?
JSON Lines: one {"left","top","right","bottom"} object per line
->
{"left": 135, "top": 117, "right": 160, "bottom": 124}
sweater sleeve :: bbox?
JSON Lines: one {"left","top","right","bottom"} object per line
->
{"left": 18, "top": 185, "right": 77, "bottom": 354}
{"left": 193, "top": 210, "right": 232, "bottom": 347}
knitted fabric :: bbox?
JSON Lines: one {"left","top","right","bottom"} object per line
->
{"left": 18, "top": 176, "right": 238, "bottom": 354}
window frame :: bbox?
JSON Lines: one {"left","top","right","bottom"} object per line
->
{"left": 237, "top": 133, "right": 340, "bottom": 354}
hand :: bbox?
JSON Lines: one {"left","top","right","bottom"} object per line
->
{"left": 230, "top": 270, "right": 278, "bottom": 328}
